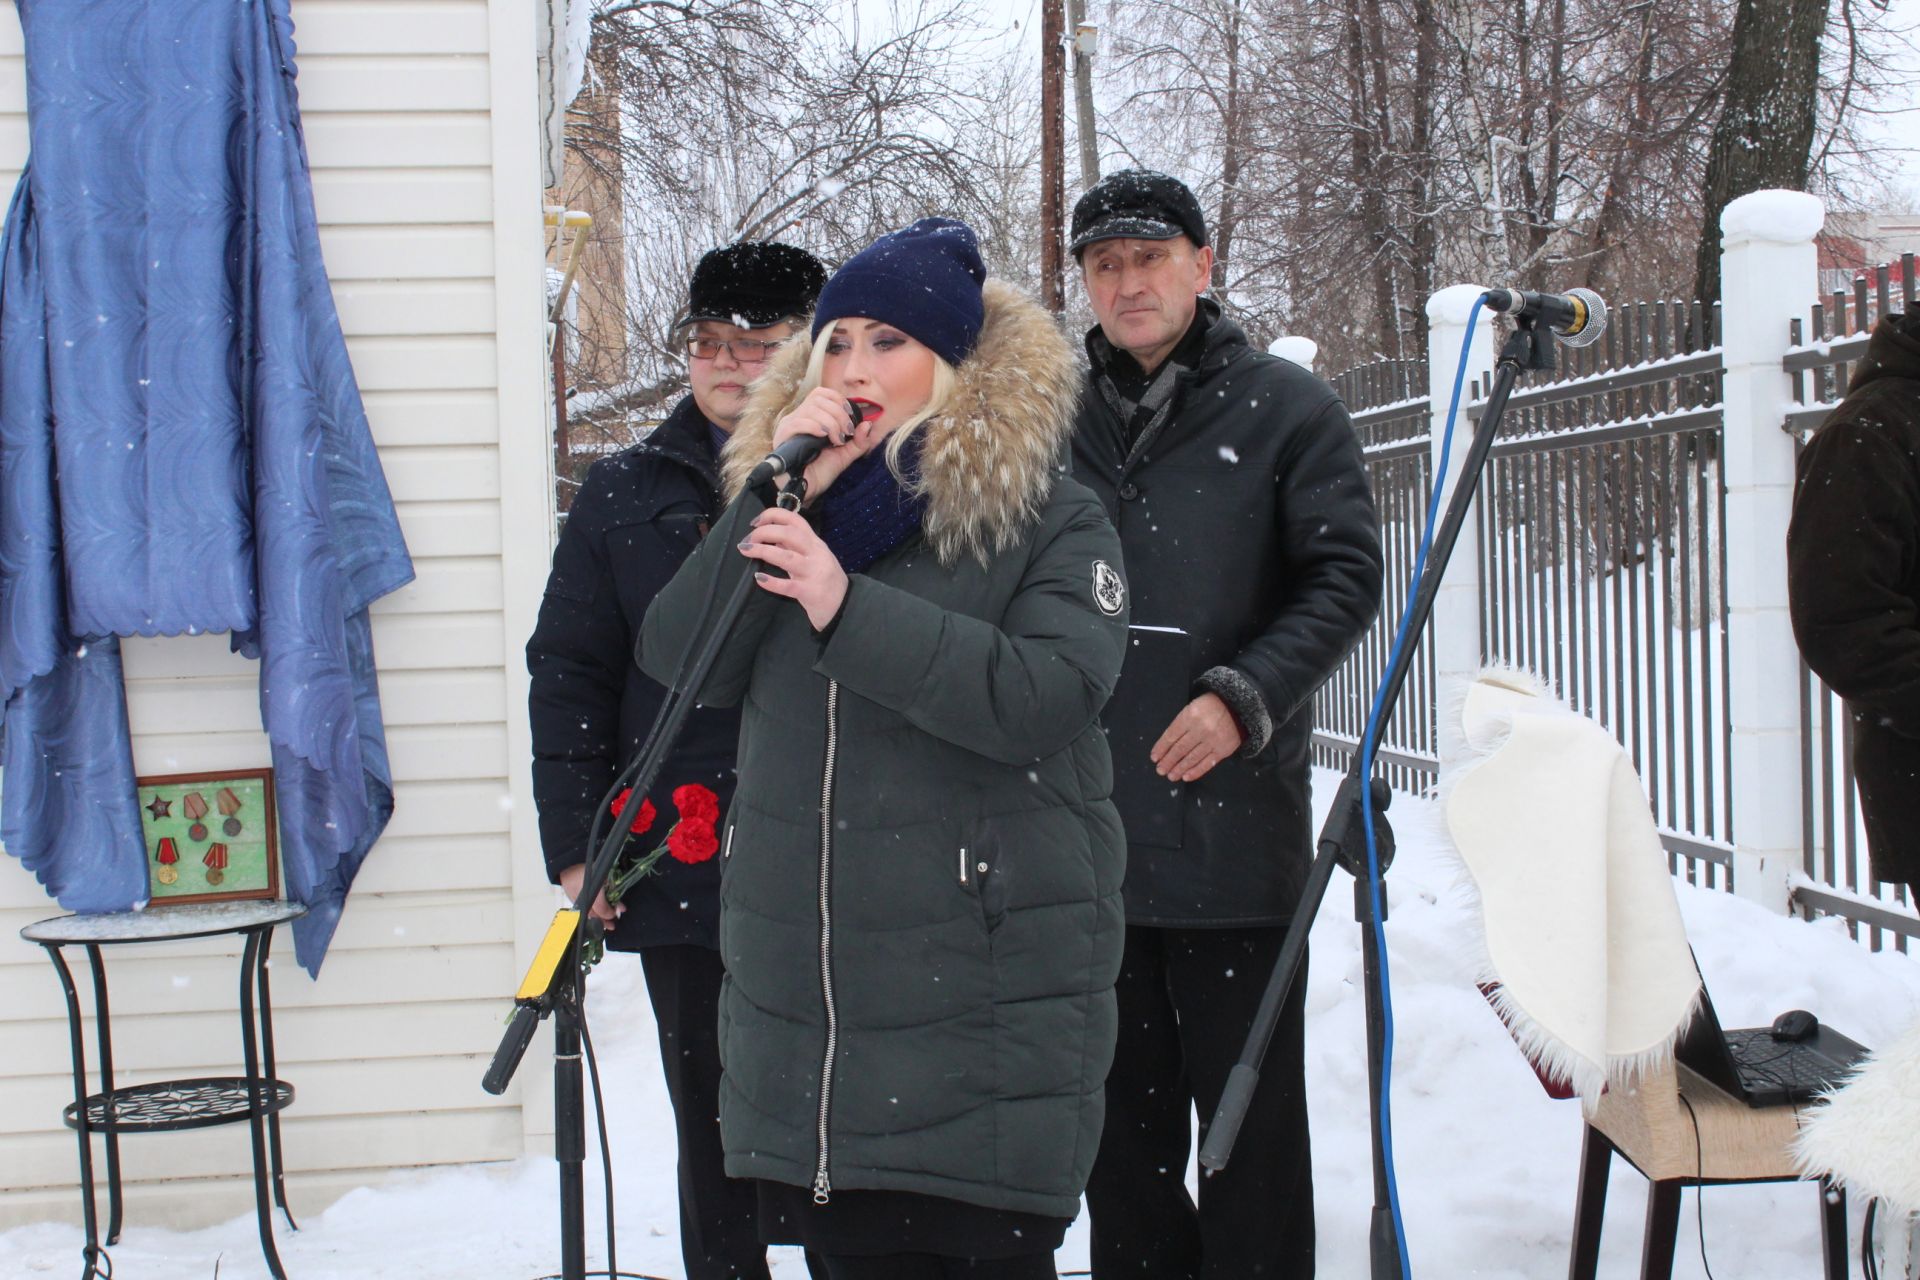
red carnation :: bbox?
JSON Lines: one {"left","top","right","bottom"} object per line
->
{"left": 671, "top": 783, "right": 720, "bottom": 827}
{"left": 667, "top": 820, "right": 720, "bottom": 864}
{"left": 610, "top": 788, "right": 657, "bottom": 835}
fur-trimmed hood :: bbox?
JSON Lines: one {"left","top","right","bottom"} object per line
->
{"left": 720, "top": 279, "right": 1079, "bottom": 567}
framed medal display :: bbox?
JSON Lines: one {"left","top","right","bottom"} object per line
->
{"left": 137, "top": 769, "right": 280, "bottom": 906}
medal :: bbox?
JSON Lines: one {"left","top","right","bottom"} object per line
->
{"left": 154, "top": 837, "right": 180, "bottom": 887}
{"left": 204, "top": 842, "right": 229, "bottom": 886}
{"left": 216, "top": 787, "right": 245, "bottom": 837}
{"left": 182, "top": 792, "right": 211, "bottom": 841}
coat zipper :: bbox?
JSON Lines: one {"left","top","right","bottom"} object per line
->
{"left": 959, "top": 845, "right": 969, "bottom": 885}
{"left": 813, "top": 680, "right": 842, "bottom": 1203}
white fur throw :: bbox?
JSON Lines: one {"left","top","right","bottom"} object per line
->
{"left": 1795, "top": 1018, "right": 1920, "bottom": 1216}
{"left": 1441, "top": 669, "right": 1701, "bottom": 1109}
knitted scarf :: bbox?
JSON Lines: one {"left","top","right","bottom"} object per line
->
{"left": 812, "top": 433, "right": 929, "bottom": 574}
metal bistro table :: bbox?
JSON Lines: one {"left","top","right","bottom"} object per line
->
{"left": 22, "top": 900, "right": 305, "bottom": 1279}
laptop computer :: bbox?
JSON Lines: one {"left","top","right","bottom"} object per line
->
{"left": 1674, "top": 955, "right": 1867, "bottom": 1108}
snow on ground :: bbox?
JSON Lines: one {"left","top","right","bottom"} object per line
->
{"left": 6, "top": 769, "right": 1918, "bottom": 1279}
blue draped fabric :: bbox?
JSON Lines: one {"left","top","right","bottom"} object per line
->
{"left": 0, "top": 0, "right": 415, "bottom": 973}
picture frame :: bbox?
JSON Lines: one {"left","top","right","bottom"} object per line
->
{"left": 137, "top": 768, "right": 280, "bottom": 906}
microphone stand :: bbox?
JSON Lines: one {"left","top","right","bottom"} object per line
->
{"left": 1198, "top": 315, "right": 1556, "bottom": 1279}
{"left": 482, "top": 478, "right": 803, "bottom": 1280}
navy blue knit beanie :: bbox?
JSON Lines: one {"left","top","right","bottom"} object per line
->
{"left": 811, "top": 218, "right": 986, "bottom": 366}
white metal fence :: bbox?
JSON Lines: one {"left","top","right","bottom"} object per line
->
{"left": 1312, "top": 196, "right": 1918, "bottom": 952}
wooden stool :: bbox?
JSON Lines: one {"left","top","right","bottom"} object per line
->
{"left": 1568, "top": 1057, "right": 1846, "bottom": 1279}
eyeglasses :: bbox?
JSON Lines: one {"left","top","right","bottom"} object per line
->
{"left": 685, "top": 335, "right": 785, "bottom": 363}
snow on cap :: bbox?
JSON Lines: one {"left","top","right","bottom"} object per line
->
{"left": 1070, "top": 168, "right": 1208, "bottom": 258}
{"left": 679, "top": 241, "right": 827, "bottom": 329}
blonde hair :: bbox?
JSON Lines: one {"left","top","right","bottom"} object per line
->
{"left": 793, "top": 324, "right": 959, "bottom": 485}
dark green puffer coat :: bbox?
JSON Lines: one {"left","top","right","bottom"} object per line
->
{"left": 638, "top": 282, "right": 1130, "bottom": 1219}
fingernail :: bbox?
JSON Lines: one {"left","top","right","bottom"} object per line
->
{"left": 753, "top": 571, "right": 770, "bottom": 582}
{"left": 737, "top": 538, "right": 753, "bottom": 552}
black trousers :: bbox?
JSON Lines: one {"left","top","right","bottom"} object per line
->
{"left": 1086, "top": 925, "right": 1314, "bottom": 1280}
{"left": 638, "top": 944, "right": 777, "bottom": 1280}
{"left": 814, "top": 1252, "right": 1059, "bottom": 1279}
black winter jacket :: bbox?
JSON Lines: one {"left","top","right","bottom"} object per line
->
{"left": 1071, "top": 299, "right": 1383, "bottom": 925}
{"left": 639, "top": 282, "right": 1130, "bottom": 1219}
{"left": 1788, "top": 310, "right": 1920, "bottom": 893}
{"left": 526, "top": 397, "right": 740, "bottom": 950}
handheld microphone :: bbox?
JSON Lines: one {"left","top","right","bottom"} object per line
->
{"left": 1482, "top": 286, "right": 1608, "bottom": 348}
{"left": 744, "top": 401, "right": 874, "bottom": 488}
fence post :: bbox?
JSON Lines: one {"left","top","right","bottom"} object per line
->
{"left": 1269, "top": 335, "right": 1319, "bottom": 371}
{"left": 1719, "top": 189, "right": 1823, "bottom": 913}
{"left": 1427, "top": 285, "right": 1498, "bottom": 771}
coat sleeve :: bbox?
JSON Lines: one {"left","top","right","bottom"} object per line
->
{"left": 636, "top": 485, "right": 782, "bottom": 709}
{"left": 525, "top": 461, "right": 644, "bottom": 882}
{"left": 1200, "top": 397, "right": 1384, "bottom": 754}
{"left": 1789, "top": 415, "right": 1920, "bottom": 737}
{"left": 813, "top": 491, "right": 1130, "bottom": 765}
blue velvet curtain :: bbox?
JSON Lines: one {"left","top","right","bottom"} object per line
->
{"left": 0, "top": 0, "right": 415, "bottom": 973}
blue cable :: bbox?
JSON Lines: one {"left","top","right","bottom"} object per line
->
{"left": 1358, "top": 295, "right": 1484, "bottom": 1279}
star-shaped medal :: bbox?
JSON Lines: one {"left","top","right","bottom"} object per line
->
{"left": 146, "top": 795, "right": 172, "bottom": 820}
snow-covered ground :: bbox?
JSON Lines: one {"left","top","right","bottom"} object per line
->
{"left": 6, "top": 769, "right": 1918, "bottom": 1279}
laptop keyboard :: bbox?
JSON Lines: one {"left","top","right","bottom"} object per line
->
{"left": 1724, "top": 1029, "right": 1860, "bottom": 1102}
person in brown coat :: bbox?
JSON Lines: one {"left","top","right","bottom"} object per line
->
{"left": 1788, "top": 306, "right": 1920, "bottom": 896}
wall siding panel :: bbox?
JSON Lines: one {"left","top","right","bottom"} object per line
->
{"left": 0, "top": 0, "right": 549, "bottom": 1234}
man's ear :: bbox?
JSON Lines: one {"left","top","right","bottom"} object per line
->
{"left": 1192, "top": 244, "right": 1215, "bottom": 292}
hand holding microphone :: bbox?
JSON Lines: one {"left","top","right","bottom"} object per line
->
{"left": 747, "top": 390, "right": 879, "bottom": 495}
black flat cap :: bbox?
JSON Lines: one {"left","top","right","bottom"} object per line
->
{"left": 1069, "top": 169, "right": 1208, "bottom": 257}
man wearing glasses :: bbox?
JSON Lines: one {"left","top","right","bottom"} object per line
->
{"left": 528, "top": 241, "right": 826, "bottom": 1280}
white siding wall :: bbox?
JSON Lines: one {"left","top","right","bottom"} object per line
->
{"left": 0, "top": 0, "right": 558, "bottom": 1228}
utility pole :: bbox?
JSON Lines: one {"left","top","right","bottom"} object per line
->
{"left": 1040, "top": 0, "right": 1065, "bottom": 312}
{"left": 1069, "top": 1, "right": 1099, "bottom": 190}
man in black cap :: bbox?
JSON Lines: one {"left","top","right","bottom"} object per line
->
{"left": 1067, "top": 170, "right": 1383, "bottom": 1279}
{"left": 527, "top": 241, "right": 826, "bottom": 1280}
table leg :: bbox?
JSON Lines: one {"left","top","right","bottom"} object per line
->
{"left": 258, "top": 925, "right": 297, "bottom": 1229}
{"left": 239, "top": 929, "right": 288, "bottom": 1279}
{"left": 1569, "top": 1125, "right": 1611, "bottom": 1280}
{"left": 1818, "top": 1179, "right": 1847, "bottom": 1280}
{"left": 1639, "top": 1179, "right": 1682, "bottom": 1280}
{"left": 45, "top": 945, "right": 106, "bottom": 1280}
{"left": 84, "top": 945, "right": 124, "bottom": 1246}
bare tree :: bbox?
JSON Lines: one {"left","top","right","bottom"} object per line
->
{"left": 1689, "top": 0, "right": 1831, "bottom": 308}
{"left": 560, "top": 0, "right": 1014, "bottom": 454}
{"left": 1096, "top": 0, "right": 1903, "bottom": 375}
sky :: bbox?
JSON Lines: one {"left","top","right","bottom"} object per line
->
{"left": 1848, "top": 0, "right": 1920, "bottom": 205}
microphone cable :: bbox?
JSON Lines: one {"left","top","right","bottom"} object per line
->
{"left": 539, "top": 482, "right": 774, "bottom": 1280}
{"left": 1356, "top": 293, "right": 1487, "bottom": 1279}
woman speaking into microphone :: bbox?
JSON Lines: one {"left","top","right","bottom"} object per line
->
{"left": 639, "top": 218, "right": 1129, "bottom": 1279}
